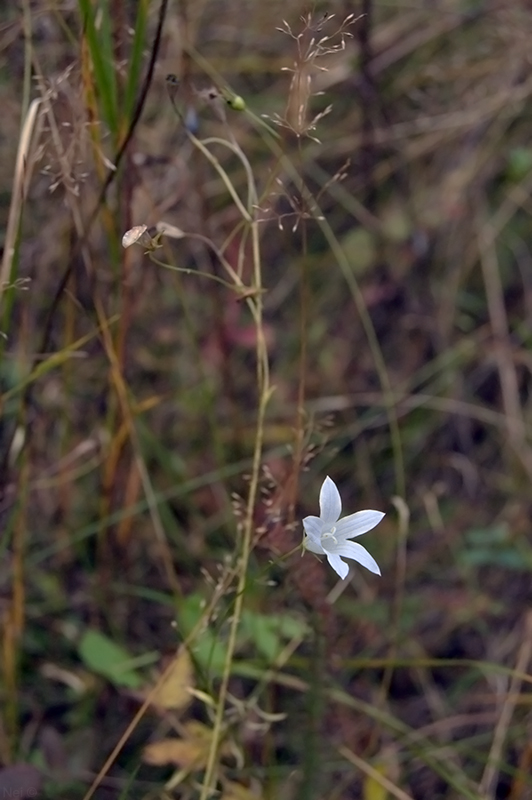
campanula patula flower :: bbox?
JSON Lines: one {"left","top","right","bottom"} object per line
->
{"left": 303, "top": 476, "right": 384, "bottom": 580}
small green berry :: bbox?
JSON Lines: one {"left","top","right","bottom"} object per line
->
{"left": 227, "top": 94, "right": 246, "bottom": 111}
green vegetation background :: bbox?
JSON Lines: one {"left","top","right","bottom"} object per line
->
{"left": 1, "top": 1, "right": 532, "bottom": 798}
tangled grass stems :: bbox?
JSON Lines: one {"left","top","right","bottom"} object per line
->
{"left": 83, "top": 62, "right": 271, "bottom": 800}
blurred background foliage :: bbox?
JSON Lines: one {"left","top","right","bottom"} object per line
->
{"left": 2, "top": 0, "right": 532, "bottom": 798}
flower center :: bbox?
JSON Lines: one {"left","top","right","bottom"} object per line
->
{"left": 321, "top": 525, "right": 337, "bottom": 544}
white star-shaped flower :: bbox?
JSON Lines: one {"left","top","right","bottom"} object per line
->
{"left": 302, "top": 476, "right": 384, "bottom": 580}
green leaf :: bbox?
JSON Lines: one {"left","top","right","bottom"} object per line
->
{"left": 458, "top": 524, "right": 532, "bottom": 570}
{"left": 123, "top": 0, "right": 149, "bottom": 122}
{"left": 78, "top": 629, "right": 143, "bottom": 688}
{"left": 77, "top": 0, "right": 119, "bottom": 138}
{"left": 241, "top": 611, "right": 308, "bottom": 662}
{"left": 506, "top": 147, "right": 532, "bottom": 182}
{"left": 191, "top": 633, "right": 227, "bottom": 677}
{"left": 242, "top": 613, "right": 279, "bottom": 662}
{"left": 177, "top": 596, "right": 308, "bottom": 673}
{"left": 176, "top": 594, "right": 227, "bottom": 677}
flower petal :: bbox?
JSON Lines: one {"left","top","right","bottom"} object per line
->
{"left": 302, "top": 515, "right": 322, "bottom": 542}
{"left": 303, "top": 536, "right": 325, "bottom": 555}
{"left": 326, "top": 552, "right": 349, "bottom": 580}
{"left": 319, "top": 476, "right": 341, "bottom": 524}
{"left": 330, "top": 541, "right": 381, "bottom": 575}
{"left": 335, "top": 510, "right": 385, "bottom": 540}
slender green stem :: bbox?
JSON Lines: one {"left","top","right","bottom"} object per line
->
{"left": 198, "top": 156, "right": 270, "bottom": 800}
{"left": 149, "top": 256, "right": 241, "bottom": 292}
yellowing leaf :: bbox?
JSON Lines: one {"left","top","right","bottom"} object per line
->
{"left": 340, "top": 228, "right": 376, "bottom": 275}
{"left": 221, "top": 780, "right": 263, "bottom": 800}
{"left": 148, "top": 648, "right": 194, "bottom": 711}
{"left": 362, "top": 750, "right": 400, "bottom": 800}
{"left": 142, "top": 722, "right": 230, "bottom": 772}
{"left": 142, "top": 737, "right": 208, "bottom": 769}
{"left": 363, "top": 772, "right": 389, "bottom": 800}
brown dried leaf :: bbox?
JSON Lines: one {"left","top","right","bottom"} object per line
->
{"left": 142, "top": 721, "right": 212, "bottom": 769}
{"left": 148, "top": 647, "right": 194, "bottom": 711}
{"left": 142, "top": 736, "right": 208, "bottom": 769}
{"left": 221, "top": 779, "right": 264, "bottom": 800}
{"left": 142, "top": 721, "right": 232, "bottom": 771}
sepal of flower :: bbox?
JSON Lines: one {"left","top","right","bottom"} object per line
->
{"left": 302, "top": 476, "right": 384, "bottom": 580}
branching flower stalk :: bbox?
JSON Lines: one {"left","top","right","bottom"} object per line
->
{"left": 272, "top": 11, "right": 360, "bottom": 521}
{"left": 120, "top": 106, "right": 270, "bottom": 800}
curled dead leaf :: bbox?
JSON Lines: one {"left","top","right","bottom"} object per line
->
{"left": 142, "top": 736, "right": 208, "bottom": 770}
{"left": 146, "top": 647, "right": 194, "bottom": 712}
{"left": 142, "top": 721, "right": 232, "bottom": 771}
